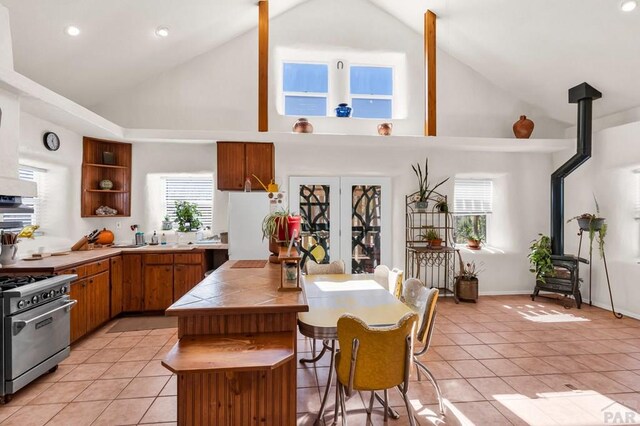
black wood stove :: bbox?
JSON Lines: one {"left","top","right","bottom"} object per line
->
{"left": 531, "top": 83, "right": 601, "bottom": 308}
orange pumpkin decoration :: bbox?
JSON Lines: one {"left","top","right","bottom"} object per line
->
{"left": 95, "top": 228, "right": 114, "bottom": 245}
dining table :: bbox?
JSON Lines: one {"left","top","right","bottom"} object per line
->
{"left": 297, "top": 273, "right": 415, "bottom": 424}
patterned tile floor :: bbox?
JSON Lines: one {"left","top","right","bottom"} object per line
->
{"left": 0, "top": 295, "right": 639, "bottom": 425}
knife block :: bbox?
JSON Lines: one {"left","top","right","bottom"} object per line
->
{"left": 71, "top": 236, "right": 89, "bottom": 251}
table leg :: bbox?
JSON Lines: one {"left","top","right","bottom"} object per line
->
{"left": 314, "top": 340, "right": 336, "bottom": 425}
{"left": 300, "top": 339, "right": 328, "bottom": 364}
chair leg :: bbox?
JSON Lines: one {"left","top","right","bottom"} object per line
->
{"left": 332, "top": 381, "right": 340, "bottom": 426}
{"left": 339, "top": 383, "right": 348, "bottom": 426}
{"left": 416, "top": 360, "right": 445, "bottom": 415}
{"left": 383, "top": 389, "right": 389, "bottom": 423}
{"left": 366, "top": 391, "right": 374, "bottom": 416}
{"left": 415, "top": 362, "right": 422, "bottom": 382}
{"left": 401, "top": 387, "right": 417, "bottom": 426}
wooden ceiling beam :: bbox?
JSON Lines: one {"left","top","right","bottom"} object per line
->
{"left": 425, "top": 10, "right": 436, "bottom": 136}
{"left": 258, "top": 0, "right": 269, "bottom": 132}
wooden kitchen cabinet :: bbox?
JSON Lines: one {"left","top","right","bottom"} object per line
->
{"left": 216, "top": 142, "right": 274, "bottom": 191}
{"left": 87, "top": 271, "right": 110, "bottom": 331}
{"left": 110, "top": 256, "right": 123, "bottom": 317}
{"left": 123, "top": 254, "right": 143, "bottom": 312}
{"left": 174, "top": 264, "right": 203, "bottom": 301}
{"left": 144, "top": 264, "right": 174, "bottom": 311}
{"left": 70, "top": 280, "right": 88, "bottom": 343}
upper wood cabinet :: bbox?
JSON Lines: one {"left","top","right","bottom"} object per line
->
{"left": 81, "top": 137, "right": 132, "bottom": 217}
{"left": 216, "top": 142, "right": 274, "bottom": 191}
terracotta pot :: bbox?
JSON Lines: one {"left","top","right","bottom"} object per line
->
{"left": 95, "top": 228, "right": 114, "bottom": 245}
{"left": 377, "top": 123, "right": 393, "bottom": 136}
{"left": 513, "top": 115, "right": 534, "bottom": 139}
{"left": 292, "top": 118, "right": 313, "bottom": 134}
{"left": 268, "top": 239, "right": 281, "bottom": 255}
{"left": 430, "top": 238, "right": 443, "bottom": 248}
{"left": 467, "top": 239, "right": 481, "bottom": 250}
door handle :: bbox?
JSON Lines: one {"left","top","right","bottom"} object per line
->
{"left": 13, "top": 300, "right": 78, "bottom": 335}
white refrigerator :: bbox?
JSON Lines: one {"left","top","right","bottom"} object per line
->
{"left": 227, "top": 192, "right": 270, "bottom": 260}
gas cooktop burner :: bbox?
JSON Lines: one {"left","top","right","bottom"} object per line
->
{"left": 0, "top": 275, "right": 56, "bottom": 291}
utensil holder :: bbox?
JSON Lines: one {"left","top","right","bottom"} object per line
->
{"left": 0, "top": 244, "right": 18, "bottom": 265}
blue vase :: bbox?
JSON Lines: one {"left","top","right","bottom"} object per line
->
{"left": 335, "top": 103, "right": 352, "bottom": 118}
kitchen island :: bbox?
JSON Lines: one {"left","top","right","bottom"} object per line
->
{"left": 162, "top": 260, "right": 308, "bottom": 426}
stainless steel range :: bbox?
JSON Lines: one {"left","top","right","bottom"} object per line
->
{"left": 0, "top": 274, "right": 77, "bottom": 404}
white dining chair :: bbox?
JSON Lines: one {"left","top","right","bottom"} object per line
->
{"left": 374, "top": 265, "right": 390, "bottom": 290}
{"left": 402, "top": 278, "right": 427, "bottom": 309}
{"left": 388, "top": 268, "right": 404, "bottom": 299}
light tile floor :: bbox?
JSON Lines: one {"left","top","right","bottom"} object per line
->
{"left": 1, "top": 295, "right": 639, "bottom": 425}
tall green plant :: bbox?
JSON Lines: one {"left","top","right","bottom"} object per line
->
{"left": 174, "top": 201, "right": 202, "bottom": 232}
{"left": 528, "top": 234, "right": 554, "bottom": 283}
{"left": 411, "top": 157, "right": 450, "bottom": 202}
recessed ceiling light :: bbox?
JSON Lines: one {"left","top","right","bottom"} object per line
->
{"left": 65, "top": 26, "right": 80, "bottom": 37}
{"left": 621, "top": 0, "right": 637, "bottom": 11}
{"left": 155, "top": 27, "right": 169, "bottom": 38}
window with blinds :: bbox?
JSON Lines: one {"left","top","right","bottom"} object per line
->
{"left": 164, "top": 176, "right": 214, "bottom": 230}
{"left": 3, "top": 167, "right": 40, "bottom": 228}
{"left": 453, "top": 179, "right": 493, "bottom": 244}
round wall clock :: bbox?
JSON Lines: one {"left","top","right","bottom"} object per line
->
{"left": 43, "top": 132, "right": 60, "bottom": 151}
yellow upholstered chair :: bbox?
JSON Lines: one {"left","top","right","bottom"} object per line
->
{"left": 413, "top": 288, "right": 445, "bottom": 415}
{"left": 388, "top": 268, "right": 404, "bottom": 299}
{"left": 333, "top": 312, "right": 419, "bottom": 425}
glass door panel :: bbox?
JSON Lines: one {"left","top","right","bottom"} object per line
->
{"left": 341, "top": 177, "right": 391, "bottom": 274}
{"left": 289, "top": 178, "right": 340, "bottom": 269}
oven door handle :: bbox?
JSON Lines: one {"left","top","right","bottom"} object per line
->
{"left": 13, "top": 299, "right": 77, "bottom": 336}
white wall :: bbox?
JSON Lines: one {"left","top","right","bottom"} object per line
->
{"left": 0, "top": 88, "right": 20, "bottom": 181}
{"left": 18, "top": 112, "right": 93, "bottom": 253}
{"left": 556, "top": 120, "right": 640, "bottom": 319}
{"left": 92, "top": 0, "right": 566, "bottom": 138}
{"left": 0, "top": 5, "right": 13, "bottom": 70}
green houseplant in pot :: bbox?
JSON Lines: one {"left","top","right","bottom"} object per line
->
{"left": 567, "top": 196, "right": 607, "bottom": 258}
{"left": 174, "top": 201, "right": 202, "bottom": 244}
{"left": 420, "top": 227, "right": 442, "bottom": 248}
{"left": 261, "top": 209, "right": 302, "bottom": 263}
{"left": 528, "top": 234, "right": 554, "bottom": 283}
{"left": 411, "top": 157, "right": 449, "bottom": 210}
{"left": 455, "top": 259, "right": 483, "bottom": 303}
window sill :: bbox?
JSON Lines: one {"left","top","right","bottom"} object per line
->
{"left": 455, "top": 244, "right": 506, "bottom": 254}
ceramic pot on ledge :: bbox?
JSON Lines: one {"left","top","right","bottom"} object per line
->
{"left": 513, "top": 115, "right": 534, "bottom": 139}
{"left": 293, "top": 118, "right": 313, "bottom": 134}
{"left": 377, "top": 122, "right": 393, "bottom": 136}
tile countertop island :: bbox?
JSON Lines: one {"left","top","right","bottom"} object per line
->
{"left": 162, "top": 260, "right": 309, "bottom": 426}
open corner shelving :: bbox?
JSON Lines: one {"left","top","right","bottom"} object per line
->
{"left": 81, "top": 137, "right": 132, "bottom": 218}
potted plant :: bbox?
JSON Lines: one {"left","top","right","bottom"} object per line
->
{"left": 455, "top": 259, "right": 483, "bottom": 303}
{"left": 435, "top": 196, "right": 448, "bottom": 213}
{"left": 261, "top": 209, "right": 303, "bottom": 262}
{"left": 528, "top": 234, "right": 554, "bottom": 283}
{"left": 420, "top": 227, "right": 442, "bottom": 248}
{"left": 567, "top": 196, "right": 607, "bottom": 258}
{"left": 162, "top": 215, "right": 173, "bottom": 231}
{"left": 458, "top": 220, "right": 482, "bottom": 249}
{"left": 174, "top": 201, "right": 202, "bottom": 244}
{"left": 411, "top": 157, "right": 449, "bottom": 210}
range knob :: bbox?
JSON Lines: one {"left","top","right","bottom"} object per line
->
{"left": 42, "top": 292, "right": 48, "bottom": 300}
{"left": 50, "top": 290, "right": 56, "bottom": 298}
{"left": 31, "top": 295, "right": 39, "bottom": 304}
{"left": 61, "top": 286, "right": 67, "bottom": 294}
{"left": 17, "top": 300, "right": 25, "bottom": 309}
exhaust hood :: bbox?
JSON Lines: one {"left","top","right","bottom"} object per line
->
{"left": 0, "top": 177, "right": 36, "bottom": 198}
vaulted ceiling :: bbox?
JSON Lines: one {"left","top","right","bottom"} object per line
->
{"left": 2, "top": 0, "right": 640, "bottom": 125}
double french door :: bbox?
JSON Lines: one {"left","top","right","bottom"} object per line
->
{"left": 289, "top": 177, "right": 391, "bottom": 274}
